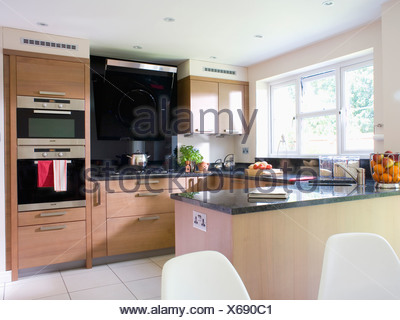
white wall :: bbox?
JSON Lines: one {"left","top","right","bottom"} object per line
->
{"left": 246, "top": 20, "right": 383, "bottom": 158}
{"left": 381, "top": 0, "right": 400, "bottom": 152}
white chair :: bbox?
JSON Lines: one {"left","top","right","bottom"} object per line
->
{"left": 318, "top": 233, "right": 400, "bottom": 299}
{"left": 161, "top": 250, "right": 250, "bottom": 300}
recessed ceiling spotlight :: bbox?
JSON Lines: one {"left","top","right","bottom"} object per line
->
{"left": 133, "top": 45, "right": 143, "bottom": 50}
{"left": 209, "top": 56, "right": 217, "bottom": 59}
{"left": 163, "top": 17, "right": 175, "bottom": 22}
{"left": 254, "top": 34, "right": 263, "bottom": 39}
{"left": 37, "top": 22, "right": 48, "bottom": 27}
{"left": 322, "top": 1, "right": 334, "bottom": 6}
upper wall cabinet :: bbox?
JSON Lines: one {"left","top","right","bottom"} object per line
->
{"left": 218, "top": 83, "right": 246, "bottom": 135}
{"left": 178, "top": 76, "right": 249, "bottom": 135}
{"left": 16, "top": 56, "right": 85, "bottom": 99}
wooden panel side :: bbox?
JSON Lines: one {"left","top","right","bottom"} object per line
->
{"left": 174, "top": 201, "right": 233, "bottom": 260}
{"left": 231, "top": 195, "right": 400, "bottom": 300}
{"left": 3, "top": 54, "right": 11, "bottom": 271}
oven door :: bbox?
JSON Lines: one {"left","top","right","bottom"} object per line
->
{"left": 17, "top": 108, "right": 85, "bottom": 145}
{"left": 17, "top": 158, "right": 86, "bottom": 212}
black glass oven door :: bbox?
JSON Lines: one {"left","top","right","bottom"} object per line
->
{"left": 17, "top": 108, "right": 85, "bottom": 140}
{"left": 17, "top": 159, "right": 86, "bottom": 211}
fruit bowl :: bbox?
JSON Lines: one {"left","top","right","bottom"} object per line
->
{"left": 370, "top": 152, "right": 400, "bottom": 188}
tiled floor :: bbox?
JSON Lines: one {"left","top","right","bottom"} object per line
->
{"left": 0, "top": 254, "right": 174, "bottom": 300}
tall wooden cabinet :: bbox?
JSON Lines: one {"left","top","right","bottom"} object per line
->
{"left": 4, "top": 50, "right": 91, "bottom": 280}
{"left": 177, "top": 76, "right": 249, "bottom": 135}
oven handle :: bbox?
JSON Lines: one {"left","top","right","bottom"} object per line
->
{"left": 33, "top": 110, "right": 71, "bottom": 115}
{"left": 39, "top": 225, "right": 66, "bottom": 231}
{"left": 34, "top": 160, "right": 72, "bottom": 164}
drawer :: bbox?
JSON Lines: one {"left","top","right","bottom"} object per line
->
{"left": 107, "top": 190, "right": 175, "bottom": 218}
{"left": 107, "top": 212, "right": 175, "bottom": 256}
{"left": 106, "top": 177, "right": 186, "bottom": 193}
{"left": 18, "top": 220, "right": 86, "bottom": 269}
{"left": 18, "top": 207, "right": 86, "bottom": 227}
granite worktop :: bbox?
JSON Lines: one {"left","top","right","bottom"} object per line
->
{"left": 170, "top": 181, "right": 400, "bottom": 215}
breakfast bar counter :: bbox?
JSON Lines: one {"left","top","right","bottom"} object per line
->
{"left": 171, "top": 182, "right": 400, "bottom": 300}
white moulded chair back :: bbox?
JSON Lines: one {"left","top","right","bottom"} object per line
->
{"left": 318, "top": 233, "right": 400, "bottom": 300}
{"left": 161, "top": 250, "right": 250, "bottom": 300}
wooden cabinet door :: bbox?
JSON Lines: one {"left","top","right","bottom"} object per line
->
{"left": 218, "top": 83, "right": 245, "bottom": 134}
{"left": 16, "top": 56, "right": 85, "bottom": 99}
{"left": 107, "top": 212, "right": 175, "bottom": 256}
{"left": 190, "top": 80, "right": 218, "bottom": 133}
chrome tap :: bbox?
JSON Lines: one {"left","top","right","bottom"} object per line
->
{"left": 334, "top": 163, "right": 365, "bottom": 185}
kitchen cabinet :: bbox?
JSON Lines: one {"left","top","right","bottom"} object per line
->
{"left": 91, "top": 178, "right": 185, "bottom": 258}
{"left": 177, "top": 76, "right": 249, "bottom": 135}
{"left": 4, "top": 50, "right": 91, "bottom": 280}
{"left": 218, "top": 83, "right": 246, "bottom": 134}
{"left": 16, "top": 56, "right": 85, "bottom": 99}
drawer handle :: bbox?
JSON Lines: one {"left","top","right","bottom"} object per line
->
{"left": 138, "top": 216, "right": 160, "bottom": 221}
{"left": 138, "top": 180, "right": 160, "bottom": 185}
{"left": 136, "top": 192, "right": 162, "bottom": 197}
{"left": 39, "top": 211, "right": 67, "bottom": 217}
{"left": 39, "top": 225, "right": 66, "bottom": 231}
{"left": 39, "top": 91, "right": 66, "bottom": 96}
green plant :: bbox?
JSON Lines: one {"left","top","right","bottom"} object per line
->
{"left": 179, "top": 145, "right": 203, "bottom": 166}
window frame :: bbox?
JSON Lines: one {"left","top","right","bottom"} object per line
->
{"left": 268, "top": 54, "right": 374, "bottom": 157}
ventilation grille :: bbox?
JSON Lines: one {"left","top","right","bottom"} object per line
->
{"left": 203, "top": 67, "right": 236, "bottom": 75}
{"left": 21, "top": 37, "right": 78, "bottom": 51}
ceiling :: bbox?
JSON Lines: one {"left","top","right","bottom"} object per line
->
{"left": 0, "top": 0, "right": 388, "bottom": 67}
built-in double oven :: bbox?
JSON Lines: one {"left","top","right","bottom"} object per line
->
{"left": 16, "top": 96, "right": 86, "bottom": 211}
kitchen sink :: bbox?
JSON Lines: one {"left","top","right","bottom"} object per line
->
{"left": 308, "top": 179, "right": 356, "bottom": 186}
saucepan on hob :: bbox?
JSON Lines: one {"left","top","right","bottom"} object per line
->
{"left": 117, "top": 151, "right": 151, "bottom": 170}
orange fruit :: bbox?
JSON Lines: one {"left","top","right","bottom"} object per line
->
{"left": 389, "top": 166, "right": 400, "bottom": 176}
{"left": 372, "top": 172, "right": 381, "bottom": 182}
{"left": 393, "top": 175, "right": 400, "bottom": 183}
{"left": 373, "top": 164, "right": 385, "bottom": 175}
{"left": 381, "top": 173, "right": 393, "bottom": 183}
{"left": 370, "top": 160, "right": 377, "bottom": 168}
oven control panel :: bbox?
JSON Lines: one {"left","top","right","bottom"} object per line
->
{"left": 17, "top": 146, "right": 85, "bottom": 159}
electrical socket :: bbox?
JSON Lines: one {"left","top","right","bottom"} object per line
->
{"left": 242, "top": 147, "right": 249, "bottom": 154}
{"left": 193, "top": 211, "right": 207, "bottom": 232}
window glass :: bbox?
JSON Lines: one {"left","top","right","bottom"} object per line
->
{"left": 343, "top": 64, "right": 374, "bottom": 152}
{"left": 301, "top": 115, "right": 337, "bottom": 155}
{"left": 301, "top": 72, "right": 336, "bottom": 113}
{"left": 270, "top": 83, "right": 297, "bottom": 154}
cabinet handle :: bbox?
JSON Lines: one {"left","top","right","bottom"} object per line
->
{"left": 39, "top": 211, "right": 66, "bottom": 217}
{"left": 136, "top": 192, "right": 162, "bottom": 197}
{"left": 94, "top": 182, "right": 101, "bottom": 206}
{"left": 223, "top": 129, "right": 240, "bottom": 134}
{"left": 138, "top": 180, "right": 159, "bottom": 185}
{"left": 39, "top": 225, "right": 66, "bottom": 231}
{"left": 39, "top": 91, "right": 66, "bottom": 96}
{"left": 138, "top": 216, "right": 160, "bottom": 221}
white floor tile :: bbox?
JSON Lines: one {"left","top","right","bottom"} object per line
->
{"left": 70, "top": 283, "right": 136, "bottom": 300}
{"left": 107, "top": 258, "right": 152, "bottom": 269}
{"left": 61, "top": 265, "right": 121, "bottom": 292}
{"left": 150, "top": 254, "right": 175, "bottom": 268}
{"left": 4, "top": 273, "right": 67, "bottom": 300}
{"left": 110, "top": 262, "right": 162, "bottom": 283}
{"left": 37, "top": 293, "right": 71, "bottom": 300}
{"left": 125, "top": 276, "right": 161, "bottom": 300}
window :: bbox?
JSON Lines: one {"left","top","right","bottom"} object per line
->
{"left": 269, "top": 56, "right": 374, "bottom": 156}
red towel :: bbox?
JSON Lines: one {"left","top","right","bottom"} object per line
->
{"left": 37, "top": 160, "right": 54, "bottom": 188}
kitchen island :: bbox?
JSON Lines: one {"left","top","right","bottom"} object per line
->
{"left": 171, "top": 182, "right": 400, "bottom": 300}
